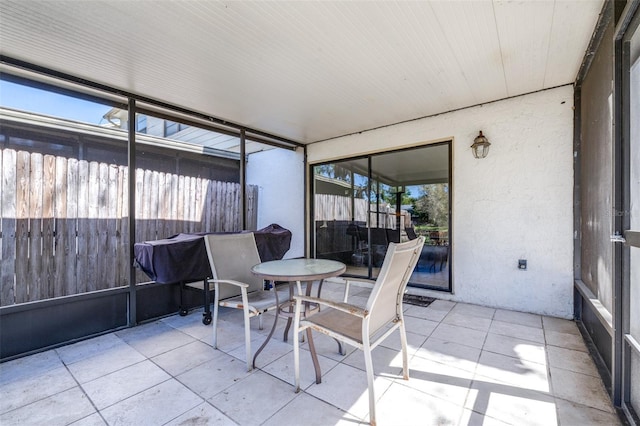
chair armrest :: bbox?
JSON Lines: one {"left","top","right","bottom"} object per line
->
{"left": 294, "top": 295, "right": 368, "bottom": 318}
{"left": 344, "top": 277, "right": 375, "bottom": 286}
{"left": 331, "top": 277, "right": 375, "bottom": 286}
{"left": 207, "top": 279, "right": 249, "bottom": 289}
{"left": 329, "top": 277, "right": 375, "bottom": 302}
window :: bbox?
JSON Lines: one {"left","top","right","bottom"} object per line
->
{"left": 0, "top": 76, "right": 130, "bottom": 302}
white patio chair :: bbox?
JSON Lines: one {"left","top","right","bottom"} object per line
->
{"left": 202, "top": 232, "right": 286, "bottom": 371}
{"left": 292, "top": 236, "right": 425, "bottom": 426}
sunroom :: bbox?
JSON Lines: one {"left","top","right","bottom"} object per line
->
{"left": 0, "top": 1, "right": 638, "bottom": 425}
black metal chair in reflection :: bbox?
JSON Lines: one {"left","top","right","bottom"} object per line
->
{"left": 405, "top": 227, "right": 418, "bottom": 240}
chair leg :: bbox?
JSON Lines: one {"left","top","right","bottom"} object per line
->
{"left": 253, "top": 309, "right": 279, "bottom": 369}
{"left": 241, "top": 290, "right": 252, "bottom": 371}
{"left": 212, "top": 283, "right": 220, "bottom": 349}
{"left": 363, "top": 340, "right": 376, "bottom": 426}
{"left": 399, "top": 322, "right": 409, "bottom": 380}
{"left": 307, "top": 329, "right": 322, "bottom": 384}
{"left": 293, "top": 299, "right": 302, "bottom": 392}
{"left": 283, "top": 281, "right": 295, "bottom": 342}
{"left": 283, "top": 317, "right": 292, "bottom": 342}
{"left": 343, "top": 279, "right": 351, "bottom": 303}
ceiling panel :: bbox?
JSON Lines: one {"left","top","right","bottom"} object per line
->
{"left": 0, "top": 0, "right": 604, "bottom": 144}
{"left": 493, "top": 0, "right": 555, "bottom": 96}
{"left": 543, "top": 0, "right": 604, "bottom": 88}
{"left": 429, "top": 1, "right": 507, "bottom": 105}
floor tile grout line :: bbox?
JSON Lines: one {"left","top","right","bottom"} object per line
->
{"left": 59, "top": 351, "right": 111, "bottom": 426}
{"left": 0, "top": 366, "right": 79, "bottom": 419}
{"left": 67, "top": 335, "right": 201, "bottom": 419}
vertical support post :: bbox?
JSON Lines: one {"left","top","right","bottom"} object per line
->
{"left": 612, "top": 7, "right": 628, "bottom": 403}
{"left": 573, "top": 86, "right": 583, "bottom": 321}
{"left": 350, "top": 169, "right": 355, "bottom": 223}
{"left": 367, "top": 156, "right": 373, "bottom": 276}
{"left": 395, "top": 189, "right": 402, "bottom": 237}
{"left": 240, "top": 129, "right": 246, "bottom": 230}
{"left": 304, "top": 145, "right": 309, "bottom": 258}
{"left": 127, "top": 99, "right": 137, "bottom": 326}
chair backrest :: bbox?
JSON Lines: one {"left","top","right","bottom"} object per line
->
{"left": 365, "top": 236, "right": 425, "bottom": 335}
{"left": 405, "top": 227, "right": 418, "bottom": 240}
{"left": 204, "top": 233, "right": 264, "bottom": 300}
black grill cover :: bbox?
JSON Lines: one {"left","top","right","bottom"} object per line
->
{"left": 134, "top": 224, "right": 292, "bottom": 284}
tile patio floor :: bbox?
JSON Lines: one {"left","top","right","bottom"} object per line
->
{"left": 0, "top": 281, "right": 622, "bottom": 425}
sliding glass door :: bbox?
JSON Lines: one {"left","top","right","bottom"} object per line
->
{"left": 312, "top": 142, "right": 451, "bottom": 291}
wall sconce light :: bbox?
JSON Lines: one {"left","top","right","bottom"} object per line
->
{"left": 471, "top": 130, "right": 491, "bottom": 159}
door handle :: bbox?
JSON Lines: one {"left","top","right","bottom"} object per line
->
{"left": 610, "top": 232, "right": 627, "bottom": 244}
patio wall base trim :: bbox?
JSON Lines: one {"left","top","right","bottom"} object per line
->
{"left": 574, "top": 279, "right": 614, "bottom": 336}
{"left": 574, "top": 279, "right": 617, "bottom": 410}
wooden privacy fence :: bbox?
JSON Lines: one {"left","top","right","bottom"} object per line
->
{"left": 0, "top": 149, "right": 258, "bottom": 306}
{"left": 315, "top": 194, "right": 368, "bottom": 222}
{"left": 314, "top": 194, "right": 410, "bottom": 228}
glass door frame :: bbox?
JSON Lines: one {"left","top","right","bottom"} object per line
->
{"left": 309, "top": 141, "right": 452, "bottom": 292}
{"left": 614, "top": 2, "right": 640, "bottom": 422}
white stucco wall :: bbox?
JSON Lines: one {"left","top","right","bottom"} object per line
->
{"left": 246, "top": 147, "right": 305, "bottom": 258}
{"left": 307, "top": 86, "right": 575, "bottom": 318}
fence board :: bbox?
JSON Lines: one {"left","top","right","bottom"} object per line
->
{"left": 157, "top": 172, "right": 168, "bottom": 238}
{"left": 85, "top": 162, "right": 100, "bottom": 292}
{"left": 27, "top": 153, "right": 43, "bottom": 302}
{"left": 140, "top": 169, "right": 152, "bottom": 241}
{"left": 104, "top": 164, "right": 118, "bottom": 289}
{"left": 212, "top": 181, "right": 220, "bottom": 232}
{"left": 53, "top": 156, "right": 69, "bottom": 297}
{"left": 76, "top": 160, "right": 89, "bottom": 294}
{"left": 246, "top": 185, "right": 256, "bottom": 230}
{"left": 116, "top": 165, "right": 128, "bottom": 287}
{"left": 1, "top": 149, "right": 17, "bottom": 306}
{"left": 202, "top": 180, "right": 210, "bottom": 232}
{"left": 134, "top": 168, "right": 144, "bottom": 243}
{"left": 194, "top": 177, "right": 202, "bottom": 232}
{"left": 229, "top": 182, "right": 237, "bottom": 231}
{"left": 15, "top": 151, "right": 30, "bottom": 304}
{"left": 234, "top": 183, "right": 241, "bottom": 231}
{"left": 42, "top": 155, "right": 55, "bottom": 299}
{"left": 168, "top": 173, "right": 179, "bottom": 237}
{"left": 96, "top": 162, "right": 108, "bottom": 290}
{"left": 223, "top": 182, "right": 230, "bottom": 231}
{"left": 184, "top": 176, "right": 196, "bottom": 232}
{"left": 233, "top": 182, "right": 240, "bottom": 231}
{"left": 116, "top": 166, "right": 132, "bottom": 286}
{"left": 183, "top": 176, "right": 192, "bottom": 232}
{"left": 150, "top": 170, "right": 160, "bottom": 240}
{"left": 66, "top": 158, "right": 79, "bottom": 296}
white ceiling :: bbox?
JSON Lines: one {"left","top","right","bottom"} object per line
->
{"left": 0, "top": 0, "right": 603, "bottom": 145}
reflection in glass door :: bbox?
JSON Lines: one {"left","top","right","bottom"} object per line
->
{"left": 312, "top": 142, "right": 451, "bottom": 291}
{"left": 313, "top": 158, "right": 370, "bottom": 274}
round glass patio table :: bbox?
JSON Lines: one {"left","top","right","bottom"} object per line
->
{"left": 249, "top": 258, "right": 346, "bottom": 368}
{"left": 251, "top": 258, "right": 346, "bottom": 282}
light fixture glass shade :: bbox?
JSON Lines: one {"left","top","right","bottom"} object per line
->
{"left": 471, "top": 131, "right": 491, "bottom": 159}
